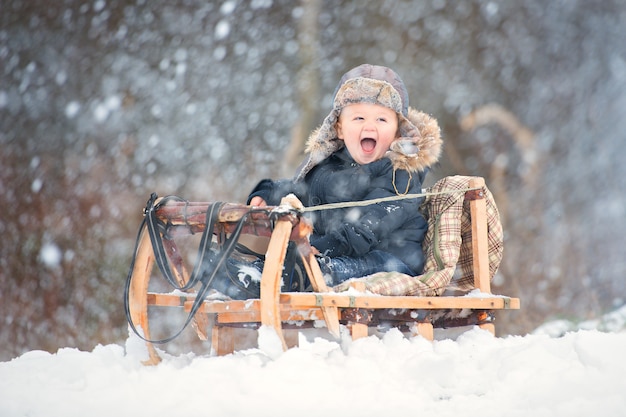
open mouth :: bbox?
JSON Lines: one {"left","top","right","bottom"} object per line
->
{"left": 360, "top": 137, "right": 377, "bottom": 152}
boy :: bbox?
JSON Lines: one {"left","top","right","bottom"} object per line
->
{"left": 208, "top": 64, "right": 442, "bottom": 299}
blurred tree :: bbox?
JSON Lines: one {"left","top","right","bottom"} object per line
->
{"left": 283, "top": 0, "right": 322, "bottom": 176}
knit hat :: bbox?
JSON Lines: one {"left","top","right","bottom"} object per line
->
{"left": 294, "top": 64, "right": 430, "bottom": 182}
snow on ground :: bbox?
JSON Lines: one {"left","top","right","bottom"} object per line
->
{"left": 2, "top": 315, "right": 626, "bottom": 417}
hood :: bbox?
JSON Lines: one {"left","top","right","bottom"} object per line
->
{"left": 294, "top": 106, "right": 442, "bottom": 182}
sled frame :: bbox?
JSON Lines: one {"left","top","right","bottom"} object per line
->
{"left": 127, "top": 177, "right": 520, "bottom": 364}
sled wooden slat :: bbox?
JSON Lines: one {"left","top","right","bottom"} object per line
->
{"left": 148, "top": 292, "right": 519, "bottom": 313}
{"left": 279, "top": 293, "right": 520, "bottom": 310}
{"left": 213, "top": 309, "right": 324, "bottom": 324}
{"left": 127, "top": 227, "right": 162, "bottom": 365}
{"left": 297, "top": 246, "right": 341, "bottom": 338}
{"left": 468, "top": 182, "right": 492, "bottom": 294}
{"left": 211, "top": 325, "right": 234, "bottom": 356}
{"left": 259, "top": 217, "right": 292, "bottom": 351}
{"left": 127, "top": 176, "right": 520, "bottom": 363}
{"left": 148, "top": 292, "right": 518, "bottom": 316}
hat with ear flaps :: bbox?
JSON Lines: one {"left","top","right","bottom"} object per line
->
{"left": 294, "top": 64, "right": 443, "bottom": 183}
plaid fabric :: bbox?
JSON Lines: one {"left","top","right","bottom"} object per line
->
{"left": 333, "top": 176, "right": 504, "bottom": 296}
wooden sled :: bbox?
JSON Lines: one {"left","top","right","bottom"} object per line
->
{"left": 126, "top": 177, "right": 520, "bottom": 365}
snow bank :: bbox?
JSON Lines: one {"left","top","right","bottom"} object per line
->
{"left": 1, "top": 327, "right": 625, "bottom": 417}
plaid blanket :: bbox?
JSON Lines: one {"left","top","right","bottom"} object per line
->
{"left": 333, "top": 176, "right": 504, "bottom": 296}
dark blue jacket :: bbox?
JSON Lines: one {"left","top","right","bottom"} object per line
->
{"left": 249, "top": 147, "right": 428, "bottom": 274}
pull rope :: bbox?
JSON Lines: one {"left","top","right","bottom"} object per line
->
{"left": 301, "top": 186, "right": 480, "bottom": 213}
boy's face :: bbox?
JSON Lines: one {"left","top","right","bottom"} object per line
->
{"left": 336, "top": 102, "right": 399, "bottom": 165}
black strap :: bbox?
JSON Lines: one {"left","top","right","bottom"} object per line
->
{"left": 124, "top": 194, "right": 249, "bottom": 344}
{"left": 146, "top": 194, "right": 200, "bottom": 291}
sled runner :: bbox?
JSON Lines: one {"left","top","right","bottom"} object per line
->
{"left": 125, "top": 176, "right": 520, "bottom": 365}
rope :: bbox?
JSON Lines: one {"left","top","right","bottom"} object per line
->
{"left": 301, "top": 186, "right": 480, "bottom": 213}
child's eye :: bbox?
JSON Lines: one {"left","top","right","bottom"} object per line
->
{"left": 377, "top": 117, "right": 387, "bottom": 122}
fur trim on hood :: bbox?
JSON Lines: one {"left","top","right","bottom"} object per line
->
{"left": 293, "top": 64, "right": 442, "bottom": 183}
{"left": 294, "top": 105, "right": 442, "bottom": 182}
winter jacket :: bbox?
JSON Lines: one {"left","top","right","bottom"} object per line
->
{"left": 248, "top": 108, "right": 443, "bottom": 275}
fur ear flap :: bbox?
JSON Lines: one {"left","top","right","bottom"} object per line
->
{"left": 296, "top": 107, "right": 442, "bottom": 181}
{"left": 387, "top": 108, "right": 442, "bottom": 173}
{"left": 293, "top": 66, "right": 443, "bottom": 181}
{"left": 294, "top": 114, "right": 344, "bottom": 182}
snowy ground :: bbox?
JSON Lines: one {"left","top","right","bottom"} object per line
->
{"left": 2, "top": 309, "right": 626, "bottom": 417}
